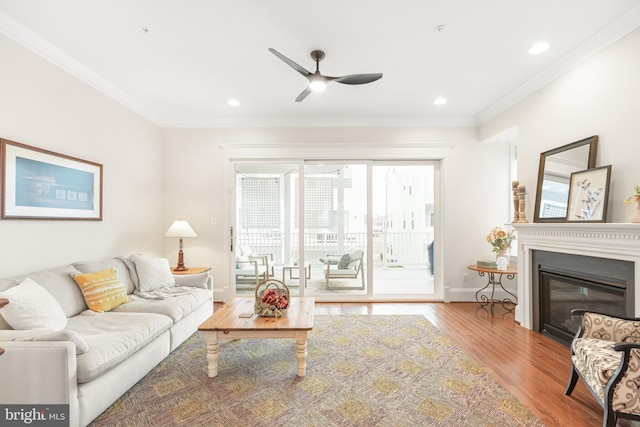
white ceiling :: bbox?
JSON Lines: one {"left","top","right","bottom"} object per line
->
{"left": 1, "top": 0, "right": 639, "bottom": 128}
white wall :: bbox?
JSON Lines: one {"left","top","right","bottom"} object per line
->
{"left": 0, "top": 34, "right": 164, "bottom": 276}
{"left": 161, "top": 127, "right": 512, "bottom": 301}
{"left": 480, "top": 27, "right": 640, "bottom": 223}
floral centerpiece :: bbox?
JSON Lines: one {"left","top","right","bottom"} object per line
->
{"left": 486, "top": 226, "right": 516, "bottom": 254}
{"left": 624, "top": 185, "right": 640, "bottom": 223}
{"left": 624, "top": 185, "right": 640, "bottom": 205}
{"left": 254, "top": 280, "right": 289, "bottom": 317}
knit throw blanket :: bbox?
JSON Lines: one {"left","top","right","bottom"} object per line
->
{"left": 133, "top": 286, "right": 199, "bottom": 300}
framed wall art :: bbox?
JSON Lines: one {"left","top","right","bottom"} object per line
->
{"left": 1, "top": 139, "right": 103, "bottom": 220}
{"left": 566, "top": 165, "right": 611, "bottom": 223}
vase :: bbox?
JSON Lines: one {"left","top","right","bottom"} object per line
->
{"left": 495, "top": 249, "right": 510, "bottom": 269}
{"left": 631, "top": 200, "right": 640, "bottom": 223}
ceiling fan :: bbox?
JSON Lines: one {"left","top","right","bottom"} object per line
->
{"left": 268, "top": 48, "right": 383, "bottom": 102}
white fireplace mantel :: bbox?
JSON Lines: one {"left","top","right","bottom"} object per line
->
{"left": 512, "top": 223, "right": 640, "bottom": 329}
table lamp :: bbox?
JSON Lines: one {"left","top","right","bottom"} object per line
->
{"left": 164, "top": 219, "right": 197, "bottom": 271}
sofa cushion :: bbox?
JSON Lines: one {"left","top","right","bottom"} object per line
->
{"left": 112, "top": 288, "right": 212, "bottom": 323}
{"left": 0, "top": 265, "right": 87, "bottom": 320}
{"left": 236, "top": 255, "right": 252, "bottom": 269}
{"left": 0, "top": 278, "right": 68, "bottom": 330}
{"left": 67, "top": 312, "right": 172, "bottom": 383}
{"left": 130, "top": 255, "right": 176, "bottom": 292}
{"left": 72, "top": 258, "right": 136, "bottom": 295}
{"left": 71, "top": 268, "right": 131, "bottom": 313}
{"left": 0, "top": 329, "right": 89, "bottom": 354}
{"left": 572, "top": 337, "right": 622, "bottom": 399}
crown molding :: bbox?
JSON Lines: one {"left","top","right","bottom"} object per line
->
{"left": 477, "top": 3, "right": 640, "bottom": 125}
{"left": 158, "top": 115, "right": 478, "bottom": 128}
{"left": 0, "top": 9, "right": 476, "bottom": 129}
{"left": 3, "top": 5, "right": 639, "bottom": 130}
{"left": 0, "top": 10, "right": 163, "bottom": 125}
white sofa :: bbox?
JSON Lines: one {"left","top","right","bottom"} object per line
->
{"left": 0, "top": 256, "right": 213, "bottom": 427}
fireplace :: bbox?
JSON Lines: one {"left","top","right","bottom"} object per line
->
{"left": 512, "top": 223, "right": 640, "bottom": 334}
{"left": 532, "top": 250, "right": 633, "bottom": 346}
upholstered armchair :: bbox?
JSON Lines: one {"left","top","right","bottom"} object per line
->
{"left": 320, "top": 247, "right": 364, "bottom": 290}
{"left": 565, "top": 309, "right": 640, "bottom": 427}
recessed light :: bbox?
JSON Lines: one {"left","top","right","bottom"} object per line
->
{"left": 141, "top": 27, "right": 150, "bottom": 34}
{"left": 528, "top": 42, "right": 549, "bottom": 55}
{"left": 433, "top": 97, "right": 447, "bottom": 106}
{"left": 227, "top": 99, "right": 240, "bottom": 107}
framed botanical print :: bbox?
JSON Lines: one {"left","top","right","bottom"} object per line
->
{"left": 566, "top": 165, "right": 611, "bottom": 222}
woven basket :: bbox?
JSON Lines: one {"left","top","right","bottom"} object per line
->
{"left": 254, "top": 279, "right": 290, "bottom": 317}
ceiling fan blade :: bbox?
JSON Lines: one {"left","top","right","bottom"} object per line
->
{"left": 333, "top": 73, "right": 383, "bottom": 85}
{"left": 295, "top": 87, "right": 312, "bottom": 102}
{"left": 268, "top": 48, "right": 311, "bottom": 78}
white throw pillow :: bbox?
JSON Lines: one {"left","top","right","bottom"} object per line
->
{"left": 0, "top": 278, "right": 68, "bottom": 330}
{"left": 131, "top": 255, "right": 176, "bottom": 292}
{"left": 173, "top": 271, "right": 210, "bottom": 289}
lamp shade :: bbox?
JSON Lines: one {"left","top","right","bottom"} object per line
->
{"left": 164, "top": 220, "right": 197, "bottom": 238}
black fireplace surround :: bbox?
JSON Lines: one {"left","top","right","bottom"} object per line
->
{"left": 532, "top": 250, "right": 635, "bottom": 346}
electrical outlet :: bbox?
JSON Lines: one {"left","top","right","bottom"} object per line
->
{"left": 462, "top": 273, "right": 468, "bottom": 281}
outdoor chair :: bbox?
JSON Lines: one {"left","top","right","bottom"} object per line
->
{"left": 320, "top": 247, "right": 364, "bottom": 290}
{"left": 565, "top": 309, "right": 640, "bottom": 427}
{"left": 239, "top": 245, "right": 274, "bottom": 278}
{"left": 235, "top": 255, "right": 268, "bottom": 287}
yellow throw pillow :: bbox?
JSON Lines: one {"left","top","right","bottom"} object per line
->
{"left": 72, "top": 268, "right": 130, "bottom": 313}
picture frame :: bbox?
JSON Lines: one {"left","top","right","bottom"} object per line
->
{"left": 566, "top": 165, "right": 611, "bottom": 223}
{"left": 1, "top": 139, "right": 103, "bottom": 220}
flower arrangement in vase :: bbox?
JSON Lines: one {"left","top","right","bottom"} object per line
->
{"left": 624, "top": 185, "right": 640, "bottom": 223}
{"left": 486, "top": 226, "right": 516, "bottom": 259}
{"left": 254, "top": 280, "right": 289, "bottom": 317}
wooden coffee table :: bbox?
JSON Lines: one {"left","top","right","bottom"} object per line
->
{"left": 198, "top": 297, "right": 315, "bottom": 377}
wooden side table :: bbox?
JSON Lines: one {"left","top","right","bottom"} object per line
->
{"left": 172, "top": 267, "right": 211, "bottom": 275}
{"left": 468, "top": 265, "right": 517, "bottom": 314}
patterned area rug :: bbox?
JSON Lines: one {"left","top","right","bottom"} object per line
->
{"left": 90, "top": 315, "right": 544, "bottom": 426}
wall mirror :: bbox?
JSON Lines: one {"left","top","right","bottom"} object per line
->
{"left": 533, "top": 135, "right": 598, "bottom": 222}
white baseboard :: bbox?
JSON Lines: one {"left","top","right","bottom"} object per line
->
{"left": 446, "top": 286, "right": 517, "bottom": 303}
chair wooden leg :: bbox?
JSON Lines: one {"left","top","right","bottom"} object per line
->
{"left": 565, "top": 365, "right": 579, "bottom": 395}
{"left": 325, "top": 264, "right": 330, "bottom": 287}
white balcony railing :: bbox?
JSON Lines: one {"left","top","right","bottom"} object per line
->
{"left": 237, "top": 231, "right": 434, "bottom": 268}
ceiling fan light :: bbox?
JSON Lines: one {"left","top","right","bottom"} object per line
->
{"left": 309, "top": 79, "right": 326, "bottom": 92}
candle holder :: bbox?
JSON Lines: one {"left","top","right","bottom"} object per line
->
{"left": 512, "top": 180, "right": 520, "bottom": 223}
{"left": 517, "top": 185, "right": 529, "bottom": 223}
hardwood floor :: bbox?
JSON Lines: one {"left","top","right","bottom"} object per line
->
{"left": 215, "top": 301, "right": 640, "bottom": 427}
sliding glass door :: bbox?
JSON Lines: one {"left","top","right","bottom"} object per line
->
{"left": 232, "top": 160, "right": 437, "bottom": 300}
{"left": 302, "top": 163, "right": 368, "bottom": 295}
{"left": 371, "top": 164, "right": 435, "bottom": 296}
{"left": 233, "top": 163, "right": 301, "bottom": 296}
